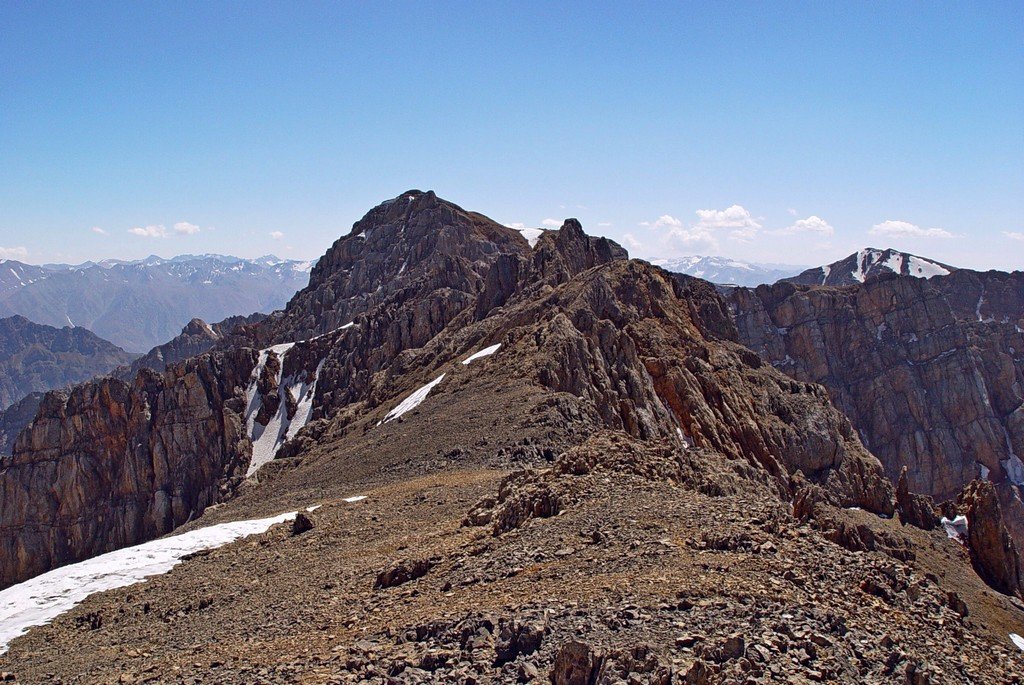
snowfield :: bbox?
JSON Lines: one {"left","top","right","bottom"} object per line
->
{"left": 0, "top": 511, "right": 297, "bottom": 653}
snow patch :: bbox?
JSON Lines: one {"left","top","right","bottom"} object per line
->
{"left": 461, "top": 344, "right": 501, "bottom": 365}
{"left": 343, "top": 495, "right": 368, "bottom": 503}
{"left": 381, "top": 374, "right": 445, "bottom": 424}
{"left": 941, "top": 515, "right": 968, "bottom": 541}
{"left": 0, "top": 511, "right": 296, "bottom": 654}
{"left": 516, "top": 227, "right": 544, "bottom": 248}
{"left": 908, "top": 256, "right": 949, "bottom": 278}
{"left": 244, "top": 342, "right": 324, "bottom": 477}
{"left": 1011, "top": 633, "right": 1024, "bottom": 651}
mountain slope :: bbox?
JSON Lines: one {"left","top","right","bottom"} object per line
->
{"left": 0, "top": 315, "right": 137, "bottom": 410}
{"left": 0, "top": 255, "right": 312, "bottom": 351}
{"left": 652, "top": 256, "right": 801, "bottom": 287}
{"left": 0, "top": 193, "right": 1020, "bottom": 680}
{"left": 783, "top": 248, "right": 955, "bottom": 286}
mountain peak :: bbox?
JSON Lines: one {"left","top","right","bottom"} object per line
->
{"left": 784, "top": 247, "right": 956, "bottom": 286}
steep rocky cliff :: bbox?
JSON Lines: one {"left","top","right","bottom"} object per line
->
{"left": 729, "top": 269, "right": 1024, "bottom": 594}
{"left": 0, "top": 315, "right": 138, "bottom": 410}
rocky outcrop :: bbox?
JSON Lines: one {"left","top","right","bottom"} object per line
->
{"left": 0, "top": 315, "right": 138, "bottom": 410}
{"left": 122, "top": 313, "right": 266, "bottom": 377}
{"left": 0, "top": 348, "right": 257, "bottom": 588}
{"left": 0, "top": 392, "right": 43, "bottom": 456}
{"left": 960, "top": 480, "right": 1023, "bottom": 598}
{"left": 497, "top": 261, "right": 894, "bottom": 513}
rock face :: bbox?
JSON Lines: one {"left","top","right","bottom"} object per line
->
{"left": 0, "top": 191, "right": 892, "bottom": 591}
{"left": 729, "top": 272, "right": 1024, "bottom": 502}
{"left": 960, "top": 480, "right": 1023, "bottom": 597}
{"left": 783, "top": 248, "right": 955, "bottom": 286}
{"left": 0, "top": 315, "right": 138, "bottom": 410}
{"left": 0, "top": 349, "right": 257, "bottom": 587}
{"left": 0, "top": 392, "right": 43, "bottom": 455}
{"left": 729, "top": 268, "right": 1024, "bottom": 589}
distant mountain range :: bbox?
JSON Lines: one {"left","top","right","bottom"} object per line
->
{"left": 0, "top": 254, "right": 313, "bottom": 351}
{"left": 650, "top": 256, "right": 803, "bottom": 287}
{"left": 783, "top": 248, "right": 955, "bottom": 286}
{"left": 0, "top": 315, "right": 137, "bottom": 411}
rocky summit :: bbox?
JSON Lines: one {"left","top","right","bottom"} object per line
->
{"left": 0, "top": 192, "right": 1021, "bottom": 683}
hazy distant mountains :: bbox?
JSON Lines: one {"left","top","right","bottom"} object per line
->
{"left": 783, "top": 248, "right": 955, "bottom": 286}
{"left": 651, "top": 255, "right": 802, "bottom": 287}
{"left": 0, "top": 255, "right": 313, "bottom": 351}
{"left": 0, "top": 315, "right": 137, "bottom": 410}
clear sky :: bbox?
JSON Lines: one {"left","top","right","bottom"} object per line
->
{"left": 1, "top": 1, "right": 1021, "bottom": 270}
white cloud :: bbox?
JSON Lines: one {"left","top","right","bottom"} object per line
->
{"left": 128, "top": 225, "right": 167, "bottom": 238}
{"left": 787, "top": 208, "right": 798, "bottom": 216}
{"left": 869, "top": 220, "right": 952, "bottom": 239}
{"left": 504, "top": 222, "right": 526, "bottom": 230}
{"left": 640, "top": 214, "right": 717, "bottom": 253}
{"left": 597, "top": 221, "right": 612, "bottom": 227}
{"left": 541, "top": 218, "right": 562, "bottom": 228}
{"left": 0, "top": 246, "right": 28, "bottom": 260}
{"left": 173, "top": 221, "right": 200, "bottom": 235}
{"left": 269, "top": 231, "right": 284, "bottom": 240}
{"left": 694, "top": 205, "right": 762, "bottom": 241}
{"left": 1004, "top": 231, "right": 1024, "bottom": 242}
{"left": 90, "top": 226, "right": 108, "bottom": 236}
{"left": 622, "top": 233, "right": 642, "bottom": 249}
{"left": 778, "top": 215, "right": 834, "bottom": 236}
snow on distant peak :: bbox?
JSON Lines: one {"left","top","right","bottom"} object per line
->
{"left": 0, "top": 510, "right": 298, "bottom": 653}
{"left": 654, "top": 256, "right": 802, "bottom": 287}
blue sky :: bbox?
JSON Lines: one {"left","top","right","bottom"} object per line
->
{"left": 1, "top": 1, "right": 1021, "bottom": 270}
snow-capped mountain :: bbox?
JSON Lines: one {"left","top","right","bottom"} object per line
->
{"left": 0, "top": 255, "right": 315, "bottom": 351}
{"left": 650, "top": 255, "right": 803, "bottom": 287}
{"left": 783, "top": 248, "right": 956, "bottom": 286}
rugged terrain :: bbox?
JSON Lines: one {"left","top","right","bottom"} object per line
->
{"left": 0, "top": 255, "right": 312, "bottom": 351}
{"left": 0, "top": 192, "right": 1021, "bottom": 682}
{"left": 0, "top": 315, "right": 137, "bottom": 410}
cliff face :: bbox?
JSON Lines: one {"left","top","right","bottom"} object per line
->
{"left": 0, "top": 349, "right": 257, "bottom": 587}
{"left": 729, "top": 272, "right": 1024, "bottom": 500}
{"left": 0, "top": 315, "right": 138, "bottom": 410}
{"left": 728, "top": 270, "right": 1024, "bottom": 594}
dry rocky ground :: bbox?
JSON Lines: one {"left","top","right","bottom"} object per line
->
{"left": 3, "top": 410, "right": 1023, "bottom": 683}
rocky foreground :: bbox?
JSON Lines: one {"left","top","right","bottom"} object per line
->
{"left": 0, "top": 192, "right": 1022, "bottom": 682}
